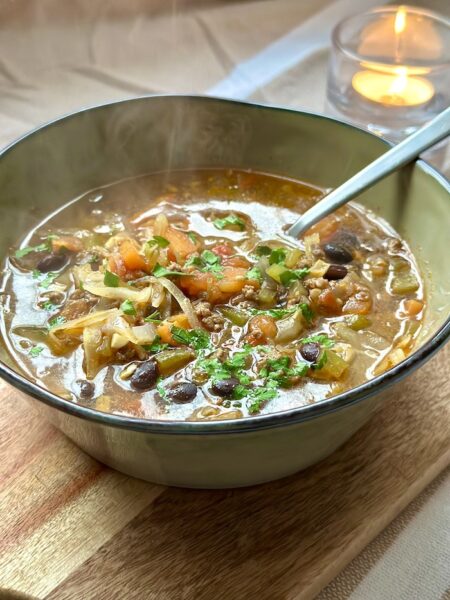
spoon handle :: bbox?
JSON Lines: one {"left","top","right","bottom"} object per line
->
{"left": 287, "top": 106, "right": 450, "bottom": 239}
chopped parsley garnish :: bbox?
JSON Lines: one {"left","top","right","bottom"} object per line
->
{"left": 185, "top": 251, "right": 223, "bottom": 278}
{"left": 300, "top": 303, "right": 314, "bottom": 324}
{"left": 42, "top": 301, "right": 57, "bottom": 311}
{"left": 255, "top": 245, "right": 272, "bottom": 257}
{"left": 260, "top": 355, "right": 309, "bottom": 388}
{"left": 250, "top": 306, "right": 296, "bottom": 319}
{"left": 33, "top": 271, "right": 58, "bottom": 289}
{"left": 104, "top": 270, "right": 120, "bottom": 287}
{"left": 152, "top": 263, "right": 185, "bottom": 278}
{"left": 279, "top": 267, "right": 309, "bottom": 286}
{"left": 29, "top": 345, "right": 44, "bottom": 357}
{"left": 247, "top": 266, "right": 263, "bottom": 282}
{"left": 144, "top": 310, "right": 162, "bottom": 323}
{"left": 213, "top": 214, "right": 246, "bottom": 231}
{"left": 300, "top": 334, "right": 334, "bottom": 348}
{"left": 120, "top": 299, "right": 136, "bottom": 316}
{"left": 143, "top": 336, "right": 168, "bottom": 353}
{"left": 171, "top": 326, "right": 211, "bottom": 351}
{"left": 15, "top": 240, "right": 51, "bottom": 259}
{"left": 313, "top": 351, "right": 328, "bottom": 370}
{"left": 48, "top": 316, "right": 66, "bottom": 330}
{"left": 247, "top": 385, "right": 278, "bottom": 414}
{"left": 147, "top": 236, "right": 170, "bottom": 249}
{"left": 269, "top": 248, "right": 287, "bottom": 265}
{"left": 156, "top": 378, "right": 167, "bottom": 399}
{"left": 187, "top": 232, "right": 197, "bottom": 244}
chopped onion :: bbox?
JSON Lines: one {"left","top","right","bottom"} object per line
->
{"left": 48, "top": 308, "right": 120, "bottom": 352}
{"left": 275, "top": 310, "right": 305, "bottom": 344}
{"left": 150, "top": 276, "right": 200, "bottom": 328}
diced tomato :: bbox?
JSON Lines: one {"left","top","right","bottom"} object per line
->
{"left": 179, "top": 266, "right": 259, "bottom": 304}
{"left": 246, "top": 315, "right": 277, "bottom": 346}
{"left": 211, "top": 244, "right": 234, "bottom": 257}
{"left": 165, "top": 227, "right": 198, "bottom": 262}
{"left": 119, "top": 240, "right": 148, "bottom": 272}
{"left": 342, "top": 293, "right": 372, "bottom": 315}
{"left": 316, "top": 288, "right": 342, "bottom": 315}
{"left": 222, "top": 256, "right": 250, "bottom": 268}
{"left": 156, "top": 313, "right": 190, "bottom": 345}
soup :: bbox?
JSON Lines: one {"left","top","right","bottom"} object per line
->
{"left": 1, "top": 169, "right": 424, "bottom": 420}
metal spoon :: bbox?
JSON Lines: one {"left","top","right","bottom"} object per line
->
{"left": 287, "top": 106, "right": 450, "bottom": 239}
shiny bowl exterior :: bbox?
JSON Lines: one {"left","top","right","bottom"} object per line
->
{"left": 0, "top": 96, "right": 449, "bottom": 488}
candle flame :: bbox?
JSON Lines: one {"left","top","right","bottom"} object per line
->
{"left": 388, "top": 67, "right": 408, "bottom": 97}
{"left": 394, "top": 7, "right": 407, "bottom": 34}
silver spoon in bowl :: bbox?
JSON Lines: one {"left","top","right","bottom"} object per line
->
{"left": 287, "top": 106, "right": 450, "bottom": 239}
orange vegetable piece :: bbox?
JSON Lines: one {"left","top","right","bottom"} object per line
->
{"left": 316, "top": 288, "right": 342, "bottom": 315}
{"left": 165, "top": 227, "right": 198, "bottom": 262}
{"left": 179, "top": 266, "right": 259, "bottom": 304}
{"left": 222, "top": 256, "right": 250, "bottom": 269}
{"left": 246, "top": 315, "right": 277, "bottom": 346}
{"left": 211, "top": 244, "right": 234, "bottom": 257}
{"left": 342, "top": 292, "right": 372, "bottom": 315}
{"left": 108, "top": 253, "right": 127, "bottom": 278}
{"left": 52, "top": 236, "right": 83, "bottom": 254}
{"left": 119, "top": 240, "right": 148, "bottom": 272}
{"left": 306, "top": 215, "right": 339, "bottom": 242}
{"left": 404, "top": 299, "right": 424, "bottom": 316}
{"left": 156, "top": 313, "right": 191, "bottom": 345}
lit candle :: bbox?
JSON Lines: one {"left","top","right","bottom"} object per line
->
{"left": 352, "top": 7, "right": 436, "bottom": 107}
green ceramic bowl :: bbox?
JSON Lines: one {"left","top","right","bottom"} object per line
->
{"left": 0, "top": 96, "right": 449, "bottom": 488}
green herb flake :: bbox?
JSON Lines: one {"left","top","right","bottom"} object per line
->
{"left": 143, "top": 336, "right": 169, "bottom": 353}
{"left": 147, "top": 236, "right": 170, "bottom": 249}
{"left": 313, "top": 350, "right": 328, "bottom": 370}
{"left": 152, "top": 263, "right": 185, "bottom": 278}
{"left": 187, "top": 232, "right": 197, "bottom": 244}
{"left": 156, "top": 378, "right": 167, "bottom": 399}
{"left": 15, "top": 241, "right": 50, "bottom": 259}
{"left": 29, "top": 345, "right": 44, "bottom": 357}
{"left": 171, "top": 326, "right": 211, "bottom": 351}
{"left": 247, "top": 385, "right": 278, "bottom": 414}
{"left": 301, "top": 334, "right": 334, "bottom": 348}
{"left": 48, "top": 316, "right": 66, "bottom": 330}
{"left": 247, "top": 266, "right": 263, "bottom": 282}
{"left": 213, "top": 214, "right": 246, "bottom": 231}
{"left": 144, "top": 310, "right": 162, "bottom": 323}
{"left": 269, "top": 248, "right": 287, "bottom": 265}
{"left": 300, "top": 303, "right": 314, "bottom": 324}
{"left": 120, "top": 299, "right": 136, "bottom": 316}
{"left": 42, "top": 301, "right": 57, "bottom": 312}
{"left": 279, "top": 267, "right": 309, "bottom": 286}
{"left": 255, "top": 245, "right": 272, "bottom": 257}
{"left": 104, "top": 270, "right": 120, "bottom": 287}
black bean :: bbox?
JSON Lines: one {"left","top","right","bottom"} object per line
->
{"left": 130, "top": 360, "right": 158, "bottom": 390}
{"left": 299, "top": 342, "right": 321, "bottom": 363}
{"left": 36, "top": 253, "right": 68, "bottom": 273}
{"left": 211, "top": 377, "right": 240, "bottom": 397}
{"left": 322, "top": 243, "right": 353, "bottom": 264}
{"left": 167, "top": 382, "right": 197, "bottom": 403}
{"left": 324, "top": 264, "right": 348, "bottom": 280}
{"left": 77, "top": 379, "right": 95, "bottom": 399}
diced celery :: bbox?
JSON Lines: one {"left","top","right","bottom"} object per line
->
{"left": 220, "top": 306, "right": 250, "bottom": 326}
{"left": 155, "top": 349, "right": 195, "bottom": 377}
{"left": 285, "top": 248, "right": 302, "bottom": 269}
{"left": 391, "top": 273, "right": 419, "bottom": 294}
{"left": 345, "top": 314, "right": 372, "bottom": 331}
{"left": 266, "top": 263, "right": 289, "bottom": 283}
{"left": 311, "top": 350, "right": 348, "bottom": 380}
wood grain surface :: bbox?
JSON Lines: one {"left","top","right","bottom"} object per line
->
{"left": 0, "top": 344, "right": 449, "bottom": 600}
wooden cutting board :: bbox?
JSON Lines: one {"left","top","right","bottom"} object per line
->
{"left": 0, "top": 343, "right": 449, "bottom": 600}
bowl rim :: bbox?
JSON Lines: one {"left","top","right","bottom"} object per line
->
{"left": 0, "top": 94, "right": 449, "bottom": 435}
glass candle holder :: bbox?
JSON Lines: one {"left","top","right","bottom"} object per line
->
{"left": 326, "top": 6, "right": 450, "bottom": 141}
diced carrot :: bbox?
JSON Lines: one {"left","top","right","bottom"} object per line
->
{"left": 165, "top": 227, "right": 198, "bottom": 262}
{"left": 179, "top": 266, "right": 258, "bottom": 304}
{"left": 119, "top": 240, "right": 148, "bottom": 272}
{"left": 342, "top": 293, "right": 372, "bottom": 315}
{"left": 156, "top": 313, "right": 191, "bottom": 345}
{"left": 246, "top": 315, "right": 277, "bottom": 345}
{"left": 404, "top": 299, "right": 424, "bottom": 316}
{"left": 52, "top": 236, "right": 83, "bottom": 254}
